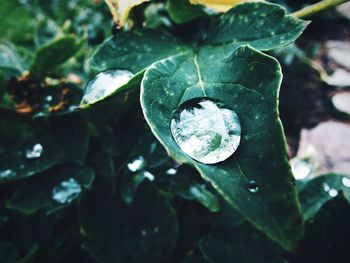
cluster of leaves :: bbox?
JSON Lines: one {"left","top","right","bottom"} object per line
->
{"left": 1, "top": 0, "right": 350, "bottom": 262}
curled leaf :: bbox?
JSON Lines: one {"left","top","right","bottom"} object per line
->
{"left": 104, "top": 0, "right": 149, "bottom": 27}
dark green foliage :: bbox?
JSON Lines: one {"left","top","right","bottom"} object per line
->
{"left": 1, "top": 1, "right": 350, "bottom": 262}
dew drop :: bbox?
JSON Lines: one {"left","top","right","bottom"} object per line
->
{"left": 52, "top": 178, "right": 82, "bottom": 204}
{"left": 291, "top": 159, "right": 312, "bottom": 180}
{"left": 45, "top": 95, "right": 53, "bottom": 102}
{"left": 127, "top": 156, "right": 146, "bottom": 172}
{"left": 142, "top": 171, "right": 155, "bottom": 181}
{"left": 328, "top": 189, "right": 338, "bottom": 197}
{"left": 248, "top": 180, "right": 259, "bottom": 193}
{"left": 342, "top": 177, "right": 350, "bottom": 187}
{"left": 170, "top": 98, "right": 241, "bottom": 164}
{"left": 81, "top": 69, "right": 134, "bottom": 104}
{"left": 166, "top": 168, "right": 177, "bottom": 175}
{"left": 0, "top": 169, "right": 16, "bottom": 179}
{"left": 26, "top": 143, "right": 43, "bottom": 159}
{"left": 323, "top": 183, "right": 331, "bottom": 192}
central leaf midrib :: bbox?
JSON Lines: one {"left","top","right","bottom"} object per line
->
{"left": 193, "top": 51, "right": 207, "bottom": 96}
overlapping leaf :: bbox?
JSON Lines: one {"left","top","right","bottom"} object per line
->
{"left": 85, "top": 2, "right": 309, "bottom": 250}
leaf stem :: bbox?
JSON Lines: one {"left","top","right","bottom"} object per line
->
{"left": 292, "top": 0, "right": 349, "bottom": 19}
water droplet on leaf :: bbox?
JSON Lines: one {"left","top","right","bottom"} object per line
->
{"left": 45, "top": 95, "right": 53, "bottom": 102}
{"left": 81, "top": 69, "right": 134, "bottom": 104}
{"left": 26, "top": 143, "right": 43, "bottom": 159}
{"left": 323, "top": 183, "right": 330, "bottom": 192}
{"left": 291, "top": 159, "right": 312, "bottom": 180}
{"left": 170, "top": 98, "right": 241, "bottom": 164}
{"left": 142, "top": 171, "right": 155, "bottom": 181}
{"left": 52, "top": 178, "right": 82, "bottom": 204}
{"left": 328, "top": 189, "right": 338, "bottom": 197}
{"left": 342, "top": 177, "right": 350, "bottom": 187}
{"left": 0, "top": 169, "right": 16, "bottom": 179}
{"left": 248, "top": 180, "right": 259, "bottom": 193}
{"left": 127, "top": 156, "right": 146, "bottom": 172}
{"left": 166, "top": 168, "right": 177, "bottom": 175}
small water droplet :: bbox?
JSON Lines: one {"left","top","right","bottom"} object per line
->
{"left": 141, "top": 229, "right": 147, "bottom": 236}
{"left": 81, "top": 69, "right": 134, "bottom": 104}
{"left": 166, "top": 168, "right": 177, "bottom": 175}
{"left": 26, "top": 143, "right": 43, "bottom": 159}
{"left": 170, "top": 98, "right": 241, "bottom": 164}
{"left": 328, "top": 189, "right": 338, "bottom": 197}
{"left": 323, "top": 183, "right": 330, "bottom": 192}
{"left": 0, "top": 169, "right": 16, "bottom": 179}
{"left": 45, "top": 95, "right": 53, "bottom": 102}
{"left": 143, "top": 171, "right": 155, "bottom": 181}
{"left": 248, "top": 180, "right": 259, "bottom": 193}
{"left": 291, "top": 159, "right": 312, "bottom": 180}
{"left": 52, "top": 178, "right": 82, "bottom": 204}
{"left": 342, "top": 177, "right": 350, "bottom": 187}
{"left": 127, "top": 156, "right": 146, "bottom": 172}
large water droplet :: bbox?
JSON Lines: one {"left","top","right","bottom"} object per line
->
{"left": 81, "top": 69, "right": 134, "bottom": 104}
{"left": 26, "top": 143, "right": 43, "bottom": 159}
{"left": 247, "top": 180, "right": 259, "bottom": 193}
{"left": 127, "top": 156, "right": 146, "bottom": 172}
{"left": 170, "top": 98, "right": 241, "bottom": 164}
{"left": 52, "top": 178, "right": 82, "bottom": 204}
{"left": 0, "top": 169, "right": 16, "bottom": 179}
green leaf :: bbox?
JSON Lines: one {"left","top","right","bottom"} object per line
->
{"left": 7, "top": 163, "right": 94, "bottom": 214}
{"left": 203, "top": 2, "right": 308, "bottom": 53}
{"left": 199, "top": 204, "right": 285, "bottom": 262}
{"left": 167, "top": 0, "right": 207, "bottom": 24}
{"left": 0, "top": 1, "right": 35, "bottom": 43}
{"left": 295, "top": 194, "right": 350, "bottom": 262}
{"left": 0, "top": 115, "right": 31, "bottom": 160}
{"left": 29, "top": 36, "right": 82, "bottom": 79}
{"left": 159, "top": 166, "right": 221, "bottom": 212}
{"left": 0, "top": 42, "right": 25, "bottom": 74}
{"left": 298, "top": 173, "right": 350, "bottom": 221}
{"left": 199, "top": 223, "right": 285, "bottom": 263}
{"left": 140, "top": 46, "right": 303, "bottom": 250}
{"left": 34, "top": 19, "right": 62, "bottom": 47}
{"left": 0, "top": 242, "right": 18, "bottom": 263}
{"left": 0, "top": 114, "right": 89, "bottom": 181}
{"left": 89, "top": 29, "right": 189, "bottom": 73}
{"left": 80, "top": 182, "right": 179, "bottom": 263}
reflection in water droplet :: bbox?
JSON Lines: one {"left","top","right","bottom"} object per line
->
{"left": 291, "top": 159, "right": 312, "bottom": 180}
{"left": 248, "top": 180, "right": 259, "bottom": 193}
{"left": 342, "top": 177, "right": 350, "bottom": 187}
{"left": 52, "top": 178, "right": 82, "bottom": 204}
{"left": 170, "top": 98, "right": 241, "bottom": 164}
{"left": 0, "top": 169, "right": 16, "bottom": 179}
{"left": 81, "top": 69, "right": 134, "bottom": 104}
{"left": 127, "top": 156, "right": 146, "bottom": 172}
{"left": 26, "top": 143, "right": 43, "bottom": 159}
{"left": 329, "top": 189, "right": 338, "bottom": 197}
{"left": 143, "top": 171, "right": 155, "bottom": 181}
